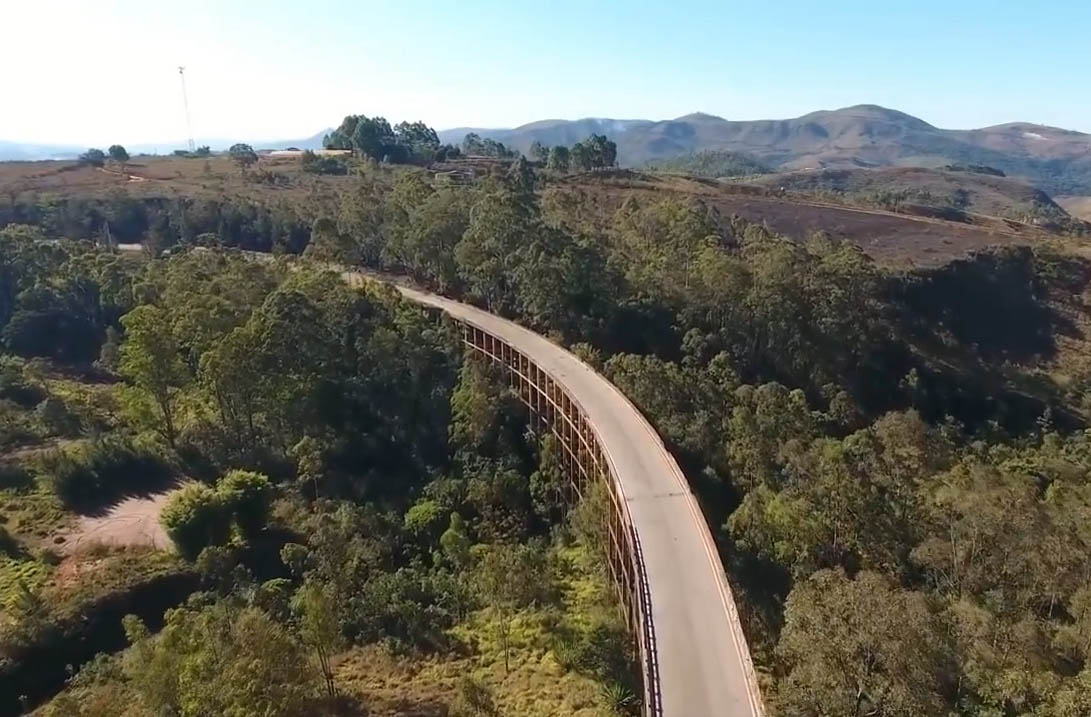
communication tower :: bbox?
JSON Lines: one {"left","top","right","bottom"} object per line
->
{"left": 178, "top": 66, "right": 196, "bottom": 152}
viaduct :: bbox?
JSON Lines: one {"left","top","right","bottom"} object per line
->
{"left": 345, "top": 273, "right": 766, "bottom": 717}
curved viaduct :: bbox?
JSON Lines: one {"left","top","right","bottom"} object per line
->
{"left": 346, "top": 273, "right": 765, "bottom": 716}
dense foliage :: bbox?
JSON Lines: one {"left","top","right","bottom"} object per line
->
{"left": 323, "top": 115, "right": 441, "bottom": 164}
{"left": 461, "top": 132, "right": 518, "bottom": 159}
{"left": 644, "top": 149, "right": 772, "bottom": 177}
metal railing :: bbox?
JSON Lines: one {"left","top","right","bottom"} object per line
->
{"left": 459, "top": 322, "right": 663, "bottom": 717}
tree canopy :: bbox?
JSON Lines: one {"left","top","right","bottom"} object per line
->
{"left": 228, "top": 143, "right": 258, "bottom": 169}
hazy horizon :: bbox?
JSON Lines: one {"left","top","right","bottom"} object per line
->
{"left": 4, "top": 0, "right": 1090, "bottom": 147}
{"left": 14, "top": 102, "right": 1091, "bottom": 154}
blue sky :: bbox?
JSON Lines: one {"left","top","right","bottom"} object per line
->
{"left": 3, "top": 0, "right": 1089, "bottom": 145}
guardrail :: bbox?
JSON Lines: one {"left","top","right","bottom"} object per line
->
{"left": 459, "top": 322, "right": 664, "bottom": 716}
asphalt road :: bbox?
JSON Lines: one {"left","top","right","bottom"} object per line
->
{"left": 384, "top": 281, "right": 765, "bottom": 717}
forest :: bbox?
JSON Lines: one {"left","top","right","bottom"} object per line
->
{"left": 0, "top": 230, "right": 637, "bottom": 715}
{"left": 2, "top": 147, "right": 1091, "bottom": 715}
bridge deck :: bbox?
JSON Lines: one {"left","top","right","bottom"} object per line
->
{"left": 393, "top": 284, "right": 763, "bottom": 717}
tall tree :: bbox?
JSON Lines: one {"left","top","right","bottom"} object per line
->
{"left": 324, "top": 115, "right": 362, "bottom": 150}
{"left": 472, "top": 542, "right": 548, "bottom": 673}
{"left": 108, "top": 144, "right": 129, "bottom": 169}
{"left": 119, "top": 304, "right": 188, "bottom": 445}
{"left": 462, "top": 132, "right": 486, "bottom": 156}
{"left": 394, "top": 121, "right": 440, "bottom": 161}
{"left": 351, "top": 116, "right": 396, "bottom": 161}
{"left": 124, "top": 604, "right": 316, "bottom": 716}
{"left": 228, "top": 143, "right": 258, "bottom": 170}
{"left": 776, "top": 569, "right": 952, "bottom": 716}
{"left": 546, "top": 145, "right": 571, "bottom": 172}
{"left": 79, "top": 148, "right": 107, "bottom": 167}
{"left": 529, "top": 140, "right": 549, "bottom": 162}
{"left": 570, "top": 134, "right": 616, "bottom": 170}
{"left": 293, "top": 580, "right": 342, "bottom": 698}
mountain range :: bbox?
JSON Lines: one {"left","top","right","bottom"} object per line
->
{"left": 3, "top": 106, "right": 1090, "bottom": 194}
{"left": 438, "top": 105, "right": 1091, "bottom": 195}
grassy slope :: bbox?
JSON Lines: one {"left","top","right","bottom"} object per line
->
{"left": 745, "top": 166, "right": 1073, "bottom": 222}
{"left": 0, "top": 155, "right": 335, "bottom": 204}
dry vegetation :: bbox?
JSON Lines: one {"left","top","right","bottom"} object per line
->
{"left": 548, "top": 169, "right": 1075, "bottom": 267}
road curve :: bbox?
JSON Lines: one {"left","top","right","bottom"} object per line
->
{"left": 366, "top": 276, "right": 765, "bottom": 716}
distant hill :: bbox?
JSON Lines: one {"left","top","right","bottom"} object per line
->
{"left": 439, "top": 105, "right": 1091, "bottom": 195}
{"left": 439, "top": 118, "right": 652, "bottom": 154}
{"left": 253, "top": 129, "right": 330, "bottom": 152}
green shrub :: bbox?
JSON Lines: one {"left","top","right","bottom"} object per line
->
{"left": 574, "top": 621, "right": 632, "bottom": 680}
{"left": 0, "top": 356, "right": 44, "bottom": 406}
{"left": 301, "top": 151, "right": 348, "bottom": 175}
{"left": 216, "top": 469, "right": 273, "bottom": 537}
{"left": 550, "top": 634, "right": 581, "bottom": 671}
{"left": 0, "top": 399, "right": 40, "bottom": 449}
{"left": 449, "top": 677, "right": 500, "bottom": 717}
{"left": 39, "top": 436, "right": 172, "bottom": 509}
{"left": 253, "top": 577, "right": 294, "bottom": 621}
{"left": 35, "top": 396, "right": 79, "bottom": 436}
{"left": 404, "top": 498, "right": 445, "bottom": 541}
{"left": 160, "top": 483, "right": 230, "bottom": 559}
{"left": 599, "top": 681, "right": 638, "bottom": 715}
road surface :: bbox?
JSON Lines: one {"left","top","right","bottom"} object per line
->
{"left": 376, "top": 279, "right": 765, "bottom": 716}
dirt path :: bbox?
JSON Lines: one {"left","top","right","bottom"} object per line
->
{"left": 60, "top": 486, "right": 178, "bottom": 554}
{"left": 97, "top": 165, "right": 150, "bottom": 183}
